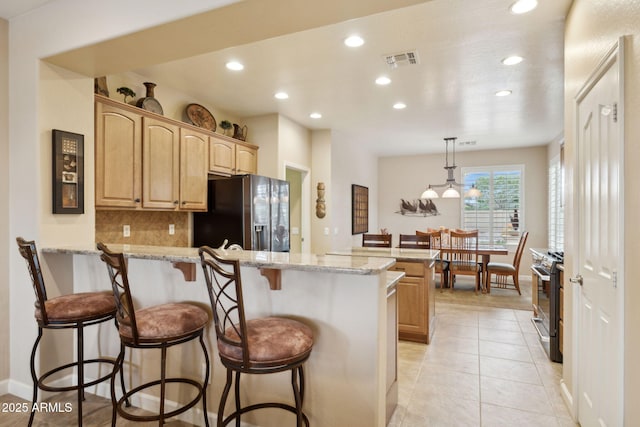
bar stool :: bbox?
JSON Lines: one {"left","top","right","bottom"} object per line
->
{"left": 97, "top": 243, "right": 210, "bottom": 426}
{"left": 16, "top": 237, "right": 118, "bottom": 427}
{"left": 198, "top": 246, "right": 314, "bottom": 427}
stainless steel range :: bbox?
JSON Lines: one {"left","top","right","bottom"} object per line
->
{"left": 530, "top": 248, "right": 564, "bottom": 363}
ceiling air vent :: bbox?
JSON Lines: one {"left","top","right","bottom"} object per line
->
{"left": 383, "top": 50, "right": 419, "bottom": 69}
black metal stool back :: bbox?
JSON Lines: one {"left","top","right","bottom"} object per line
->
{"left": 199, "top": 246, "right": 313, "bottom": 426}
{"left": 17, "top": 237, "right": 117, "bottom": 426}
{"left": 98, "top": 242, "right": 210, "bottom": 426}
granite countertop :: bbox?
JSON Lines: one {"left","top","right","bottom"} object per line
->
{"left": 42, "top": 244, "right": 395, "bottom": 275}
{"left": 328, "top": 247, "right": 440, "bottom": 262}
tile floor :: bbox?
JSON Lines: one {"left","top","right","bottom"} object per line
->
{"left": 389, "top": 302, "right": 578, "bottom": 427}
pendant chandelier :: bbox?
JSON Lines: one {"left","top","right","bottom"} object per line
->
{"left": 421, "top": 137, "right": 463, "bottom": 199}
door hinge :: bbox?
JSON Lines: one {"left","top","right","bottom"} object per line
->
{"left": 613, "top": 271, "right": 618, "bottom": 288}
{"left": 613, "top": 103, "right": 618, "bottom": 123}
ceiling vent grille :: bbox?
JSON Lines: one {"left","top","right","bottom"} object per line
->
{"left": 383, "top": 50, "right": 419, "bottom": 68}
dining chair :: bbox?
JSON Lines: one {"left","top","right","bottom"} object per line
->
{"left": 17, "top": 237, "right": 120, "bottom": 427}
{"left": 448, "top": 230, "right": 482, "bottom": 294}
{"left": 398, "top": 233, "right": 430, "bottom": 249}
{"left": 416, "top": 230, "right": 449, "bottom": 289}
{"left": 97, "top": 243, "right": 210, "bottom": 426}
{"left": 199, "top": 246, "right": 314, "bottom": 426}
{"left": 362, "top": 233, "right": 393, "bottom": 248}
{"left": 485, "top": 231, "right": 529, "bottom": 294}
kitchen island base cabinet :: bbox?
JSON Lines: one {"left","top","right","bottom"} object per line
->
{"left": 391, "top": 260, "right": 435, "bottom": 344}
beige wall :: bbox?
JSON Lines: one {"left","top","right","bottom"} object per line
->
{"left": 0, "top": 18, "right": 9, "bottom": 386}
{"left": 378, "top": 145, "right": 548, "bottom": 266}
{"left": 564, "top": 0, "right": 640, "bottom": 423}
{"left": 311, "top": 130, "right": 332, "bottom": 254}
{"left": 331, "top": 131, "right": 379, "bottom": 250}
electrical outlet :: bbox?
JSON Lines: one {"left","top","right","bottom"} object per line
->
{"left": 169, "top": 224, "right": 175, "bottom": 235}
{"left": 123, "top": 225, "right": 130, "bottom": 237}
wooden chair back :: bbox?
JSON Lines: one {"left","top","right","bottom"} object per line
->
{"left": 398, "top": 233, "right": 430, "bottom": 249}
{"left": 449, "top": 230, "right": 479, "bottom": 270}
{"left": 362, "top": 233, "right": 392, "bottom": 248}
{"left": 512, "top": 231, "right": 529, "bottom": 272}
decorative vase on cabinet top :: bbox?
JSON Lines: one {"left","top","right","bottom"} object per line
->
{"left": 136, "top": 82, "right": 163, "bottom": 115}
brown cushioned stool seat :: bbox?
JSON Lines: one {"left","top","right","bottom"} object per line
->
{"left": 17, "top": 238, "right": 118, "bottom": 427}
{"left": 200, "top": 246, "right": 314, "bottom": 427}
{"left": 118, "top": 302, "right": 209, "bottom": 343}
{"left": 98, "top": 243, "right": 210, "bottom": 426}
{"left": 219, "top": 317, "right": 313, "bottom": 368}
{"left": 35, "top": 291, "right": 116, "bottom": 322}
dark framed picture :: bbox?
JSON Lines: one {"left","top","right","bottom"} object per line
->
{"left": 52, "top": 129, "right": 84, "bottom": 214}
{"left": 352, "top": 184, "right": 369, "bottom": 235}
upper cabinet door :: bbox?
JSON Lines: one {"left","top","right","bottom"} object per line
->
{"left": 95, "top": 101, "right": 142, "bottom": 208}
{"left": 180, "top": 128, "right": 208, "bottom": 211}
{"left": 236, "top": 144, "right": 257, "bottom": 175}
{"left": 209, "top": 135, "right": 236, "bottom": 175}
{"left": 142, "top": 117, "right": 180, "bottom": 210}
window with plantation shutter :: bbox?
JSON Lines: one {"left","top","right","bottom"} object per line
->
{"left": 548, "top": 153, "right": 564, "bottom": 251}
{"left": 461, "top": 165, "right": 524, "bottom": 246}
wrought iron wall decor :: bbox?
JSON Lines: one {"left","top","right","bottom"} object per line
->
{"left": 396, "top": 198, "right": 439, "bottom": 217}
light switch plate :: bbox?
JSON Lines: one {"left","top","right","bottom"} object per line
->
{"left": 123, "top": 225, "right": 130, "bottom": 237}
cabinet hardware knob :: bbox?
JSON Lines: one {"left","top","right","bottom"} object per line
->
{"left": 134, "top": 198, "right": 141, "bottom": 203}
{"left": 173, "top": 200, "right": 179, "bottom": 205}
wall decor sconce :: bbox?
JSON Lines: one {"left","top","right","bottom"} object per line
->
{"left": 316, "top": 182, "right": 326, "bottom": 218}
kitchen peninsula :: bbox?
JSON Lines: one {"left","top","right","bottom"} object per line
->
{"left": 329, "top": 247, "right": 439, "bottom": 344}
{"left": 41, "top": 244, "right": 406, "bottom": 427}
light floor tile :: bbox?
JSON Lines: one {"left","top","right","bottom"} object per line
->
{"left": 429, "top": 335, "right": 479, "bottom": 355}
{"left": 404, "top": 389, "right": 480, "bottom": 427}
{"left": 415, "top": 365, "right": 480, "bottom": 402}
{"left": 479, "top": 328, "right": 528, "bottom": 346}
{"left": 479, "top": 340, "right": 533, "bottom": 363}
{"left": 481, "top": 376, "right": 556, "bottom": 416}
{"left": 424, "top": 348, "right": 480, "bottom": 375}
{"left": 481, "top": 403, "right": 559, "bottom": 427}
{"left": 480, "top": 356, "right": 541, "bottom": 385}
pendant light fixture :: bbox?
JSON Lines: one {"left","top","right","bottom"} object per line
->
{"left": 421, "top": 137, "right": 462, "bottom": 199}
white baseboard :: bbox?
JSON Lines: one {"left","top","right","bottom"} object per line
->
{"left": 560, "top": 379, "right": 577, "bottom": 421}
{"left": 0, "top": 379, "right": 9, "bottom": 395}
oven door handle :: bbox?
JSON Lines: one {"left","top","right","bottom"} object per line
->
{"left": 531, "top": 266, "right": 550, "bottom": 281}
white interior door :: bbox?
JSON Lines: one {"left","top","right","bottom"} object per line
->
{"left": 574, "top": 39, "right": 624, "bottom": 427}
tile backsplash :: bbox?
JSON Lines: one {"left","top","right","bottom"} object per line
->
{"left": 95, "top": 210, "right": 190, "bottom": 247}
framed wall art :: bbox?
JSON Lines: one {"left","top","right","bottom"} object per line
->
{"left": 52, "top": 129, "right": 84, "bottom": 214}
{"left": 351, "top": 184, "right": 369, "bottom": 235}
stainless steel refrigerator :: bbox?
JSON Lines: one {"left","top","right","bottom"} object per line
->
{"left": 193, "top": 174, "right": 290, "bottom": 252}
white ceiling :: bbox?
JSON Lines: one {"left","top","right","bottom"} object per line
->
{"left": 0, "top": 0, "right": 54, "bottom": 19}
{"left": 5, "top": 0, "right": 572, "bottom": 157}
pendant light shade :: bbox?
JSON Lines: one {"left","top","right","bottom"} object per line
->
{"left": 420, "top": 137, "right": 463, "bottom": 199}
{"left": 442, "top": 185, "right": 461, "bottom": 198}
{"left": 465, "top": 184, "right": 481, "bottom": 198}
{"left": 421, "top": 186, "right": 439, "bottom": 199}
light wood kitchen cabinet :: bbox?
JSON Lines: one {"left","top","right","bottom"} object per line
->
{"left": 209, "top": 133, "right": 258, "bottom": 175}
{"left": 235, "top": 144, "right": 257, "bottom": 174}
{"left": 179, "top": 128, "right": 209, "bottom": 211}
{"left": 142, "top": 117, "right": 180, "bottom": 210}
{"left": 95, "top": 100, "right": 142, "bottom": 208}
{"left": 389, "top": 259, "right": 435, "bottom": 343}
{"left": 95, "top": 95, "right": 212, "bottom": 211}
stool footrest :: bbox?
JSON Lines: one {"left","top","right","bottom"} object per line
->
{"left": 37, "top": 357, "right": 116, "bottom": 393}
{"left": 115, "top": 377, "right": 205, "bottom": 422}
{"left": 221, "top": 402, "right": 309, "bottom": 427}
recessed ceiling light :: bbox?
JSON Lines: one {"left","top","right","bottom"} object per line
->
{"left": 510, "top": 0, "right": 538, "bottom": 14}
{"left": 225, "top": 61, "right": 244, "bottom": 71}
{"left": 274, "top": 92, "right": 289, "bottom": 100}
{"left": 310, "top": 112, "right": 322, "bottom": 119}
{"left": 375, "top": 76, "right": 391, "bottom": 85}
{"left": 344, "top": 35, "right": 364, "bottom": 47}
{"left": 393, "top": 102, "right": 406, "bottom": 110}
{"left": 495, "top": 90, "right": 513, "bottom": 97}
{"left": 502, "top": 55, "right": 524, "bottom": 65}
